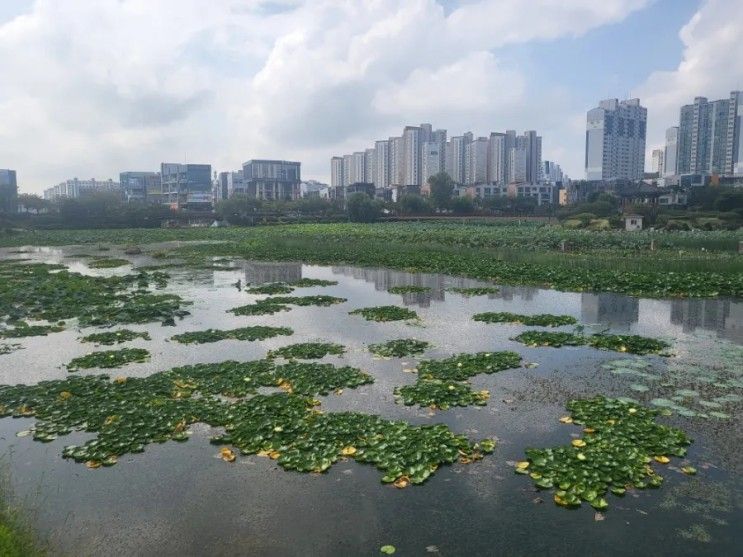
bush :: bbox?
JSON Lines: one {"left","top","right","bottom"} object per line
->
{"left": 398, "top": 194, "right": 430, "bottom": 216}
{"left": 346, "top": 193, "right": 381, "bottom": 223}
{"left": 664, "top": 219, "right": 691, "bottom": 231}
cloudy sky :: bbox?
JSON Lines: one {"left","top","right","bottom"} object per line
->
{"left": 1, "top": 0, "right": 742, "bottom": 194}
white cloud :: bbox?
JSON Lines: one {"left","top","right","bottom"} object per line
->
{"left": 0, "top": 0, "right": 653, "bottom": 192}
{"left": 637, "top": 0, "right": 743, "bottom": 156}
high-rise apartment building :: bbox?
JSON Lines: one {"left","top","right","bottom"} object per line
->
{"left": 364, "top": 148, "right": 375, "bottom": 185}
{"left": 402, "top": 126, "right": 422, "bottom": 186}
{"left": 351, "top": 152, "right": 366, "bottom": 184}
{"left": 664, "top": 127, "right": 679, "bottom": 177}
{"left": 422, "top": 141, "right": 444, "bottom": 184}
{"left": 342, "top": 154, "right": 353, "bottom": 187}
{"left": 242, "top": 159, "right": 300, "bottom": 200}
{"left": 331, "top": 157, "right": 344, "bottom": 189}
{"left": 521, "top": 130, "right": 542, "bottom": 183}
{"left": 374, "top": 141, "right": 390, "bottom": 188}
{"left": 389, "top": 136, "right": 404, "bottom": 186}
{"left": 487, "top": 133, "right": 507, "bottom": 184}
{"left": 509, "top": 147, "right": 527, "bottom": 183}
{"left": 676, "top": 92, "right": 742, "bottom": 176}
{"left": 0, "top": 169, "right": 18, "bottom": 213}
{"left": 464, "top": 137, "right": 489, "bottom": 185}
{"left": 585, "top": 98, "right": 647, "bottom": 181}
{"left": 726, "top": 91, "right": 743, "bottom": 175}
{"left": 651, "top": 149, "right": 665, "bottom": 175}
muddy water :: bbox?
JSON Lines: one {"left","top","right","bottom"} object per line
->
{"left": 0, "top": 245, "right": 741, "bottom": 556}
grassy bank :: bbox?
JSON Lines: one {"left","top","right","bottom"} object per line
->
{"left": 1, "top": 223, "right": 742, "bottom": 298}
{"left": 0, "top": 475, "right": 44, "bottom": 557}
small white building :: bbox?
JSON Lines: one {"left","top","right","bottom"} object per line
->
{"left": 624, "top": 214, "right": 643, "bottom": 231}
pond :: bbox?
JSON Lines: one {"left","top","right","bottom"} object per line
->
{"left": 0, "top": 244, "right": 741, "bottom": 556}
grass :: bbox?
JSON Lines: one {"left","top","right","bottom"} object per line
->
{"left": 0, "top": 467, "right": 45, "bottom": 556}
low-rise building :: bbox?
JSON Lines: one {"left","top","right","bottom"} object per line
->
{"left": 242, "top": 160, "right": 301, "bottom": 200}
{"left": 43, "top": 177, "right": 121, "bottom": 201}
{"left": 160, "top": 163, "right": 212, "bottom": 210}
{"left": 120, "top": 171, "right": 160, "bottom": 203}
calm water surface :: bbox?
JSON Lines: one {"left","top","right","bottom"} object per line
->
{"left": 0, "top": 245, "right": 741, "bottom": 556}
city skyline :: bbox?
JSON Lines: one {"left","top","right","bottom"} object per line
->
{"left": 2, "top": 0, "right": 742, "bottom": 193}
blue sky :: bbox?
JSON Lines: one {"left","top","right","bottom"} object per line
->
{"left": 1, "top": 0, "right": 742, "bottom": 192}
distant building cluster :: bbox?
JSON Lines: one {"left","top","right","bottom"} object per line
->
{"left": 331, "top": 124, "right": 564, "bottom": 204}
{"left": 663, "top": 91, "right": 743, "bottom": 179}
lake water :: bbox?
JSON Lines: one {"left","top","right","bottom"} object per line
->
{"left": 0, "top": 245, "right": 741, "bottom": 556}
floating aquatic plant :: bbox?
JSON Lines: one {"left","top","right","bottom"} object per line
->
{"left": 66, "top": 348, "right": 150, "bottom": 371}
{"left": 0, "top": 322, "right": 64, "bottom": 338}
{"left": 268, "top": 342, "right": 345, "bottom": 360}
{"left": 473, "top": 312, "right": 577, "bottom": 327}
{"left": 171, "top": 326, "right": 293, "bottom": 345}
{"left": 517, "top": 396, "right": 692, "bottom": 510}
{"left": 417, "top": 352, "right": 522, "bottom": 381}
{"left": 368, "top": 339, "right": 430, "bottom": 358}
{"left": 349, "top": 306, "right": 419, "bottom": 322}
{"left": 388, "top": 286, "right": 431, "bottom": 294}
{"left": 290, "top": 278, "right": 337, "bottom": 287}
{"left": 88, "top": 258, "right": 131, "bottom": 269}
{"left": 81, "top": 329, "right": 151, "bottom": 345}
{"left": 0, "top": 359, "right": 493, "bottom": 484}
{"left": 263, "top": 295, "right": 347, "bottom": 307}
{"left": 395, "top": 380, "right": 489, "bottom": 409}
{"left": 397, "top": 351, "right": 521, "bottom": 409}
{"left": 229, "top": 301, "right": 291, "bottom": 316}
{"left": 0, "top": 343, "right": 22, "bottom": 355}
{"left": 247, "top": 283, "right": 295, "bottom": 295}
{"left": 514, "top": 331, "right": 670, "bottom": 355}
{"left": 446, "top": 286, "right": 500, "bottom": 296}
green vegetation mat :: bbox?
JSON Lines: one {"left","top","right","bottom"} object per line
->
{"left": 0, "top": 262, "right": 189, "bottom": 327}
{"left": 446, "top": 286, "right": 500, "bottom": 296}
{"left": 0, "top": 344, "right": 22, "bottom": 356}
{"left": 88, "top": 258, "right": 131, "bottom": 269}
{"left": 1, "top": 224, "right": 740, "bottom": 298}
{"left": 388, "top": 286, "right": 431, "bottom": 294}
{"left": 368, "top": 339, "right": 430, "bottom": 358}
{"left": 290, "top": 278, "right": 338, "bottom": 287}
{"left": 0, "top": 360, "right": 494, "bottom": 485}
{"left": 171, "top": 326, "right": 293, "bottom": 345}
{"left": 397, "top": 351, "right": 522, "bottom": 409}
{"left": 396, "top": 380, "right": 490, "bottom": 409}
{"left": 247, "top": 283, "right": 295, "bottom": 295}
{"left": 514, "top": 331, "right": 671, "bottom": 355}
{"left": 80, "top": 329, "right": 151, "bottom": 345}
{"left": 516, "top": 396, "right": 692, "bottom": 510}
{"left": 229, "top": 295, "right": 346, "bottom": 316}
{"left": 268, "top": 342, "right": 345, "bottom": 360}
{"left": 349, "top": 306, "right": 419, "bottom": 322}
{"left": 473, "top": 312, "right": 577, "bottom": 327}
{"left": 0, "top": 322, "right": 64, "bottom": 338}
{"left": 66, "top": 348, "right": 150, "bottom": 371}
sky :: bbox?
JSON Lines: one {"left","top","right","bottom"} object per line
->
{"left": 1, "top": 0, "right": 743, "bottom": 194}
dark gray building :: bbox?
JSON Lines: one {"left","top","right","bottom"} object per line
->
{"left": 120, "top": 171, "right": 160, "bottom": 203}
{"left": 0, "top": 169, "right": 18, "bottom": 213}
{"left": 242, "top": 160, "right": 300, "bottom": 200}
{"left": 160, "top": 163, "right": 212, "bottom": 209}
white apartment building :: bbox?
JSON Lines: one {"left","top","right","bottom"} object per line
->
{"left": 374, "top": 140, "right": 390, "bottom": 188}
{"left": 465, "top": 137, "right": 489, "bottom": 185}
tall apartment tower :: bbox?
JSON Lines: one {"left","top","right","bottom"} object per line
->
{"left": 389, "top": 136, "right": 404, "bottom": 186}
{"left": 446, "top": 132, "right": 472, "bottom": 184}
{"left": 402, "top": 126, "right": 422, "bottom": 185}
{"left": 725, "top": 91, "right": 743, "bottom": 175}
{"left": 364, "top": 148, "right": 375, "bottom": 185}
{"left": 585, "top": 98, "right": 647, "bottom": 181}
{"left": 374, "top": 140, "right": 390, "bottom": 188}
{"left": 331, "top": 157, "right": 344, "bottom": 189}
{"left": 351, "top": 152, "right": 366, "bottom": 184}
{"left": 522, "top": 130, "right": 542, "bottom": 183}
{"left": 464, "top": 137, "right": 489, "bottom": 185}
{"left": 651, "top": 149, "right": 665, "bottom": 175}
{"left": 342, "top": 154, "right": 353, "bottom": 187}
{"left": 664, "top": 127, "right": 679, "bottom": 177}
{"left": 422, "top": 141, "right": 444, "bottom": 184}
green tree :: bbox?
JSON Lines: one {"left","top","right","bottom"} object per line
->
{"left": 398, "top": 194, "right": 430, "bottom": 216}
{"left": 450, "top": 196, "right": 475, "bottom": 215}
{"left": 346, "top": 193, "right": 381, "bottom": 222}
{"left": 428, "top": 172, "right": 455, "bottom": 210}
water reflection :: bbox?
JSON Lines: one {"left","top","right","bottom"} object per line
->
{"left": 242, "top": 261, "right": 302, "bottom": 284}
{"left": 327, "top": 265, "right": 742, "bottom": 343}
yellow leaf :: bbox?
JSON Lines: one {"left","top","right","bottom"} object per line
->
{"left": 220, "top": 448, "right": 236, "bottom": 462}
{"left": 577, "top": 453, "right": 587, "bottom": 461}
{"left": 571, "top": 439, "right": 586, "bottom": 448}
{"left": 113, "top": 376, "right": 127, "bottom": 384}
{"left": 334, "top": 389, "right": 344, "bottom": 395}
{"left": 58, "top": 391, "right": 73, "bottom": 400}
{"left": 559, "top": 416, "right": 573, "bottom": 424}
{"left": 85, "top": 460, "right": 101, "bottom": 469}
{"left": 654, "top": 455, "right": 670, "bottom": 464}
{"left": 257, "top": 450, "right": 271, "bottom": 457}
{"left": 554, "top": 494, "right": 567, "bottom": 506}
{"left": 516, "top": 461, "right": 530, "bottom": 470}
{"left": 628, "top": 408, "right": 638, "bottom": 414}
{"left": 268, "top": 450, "right": 281, "bottom": 460}
{"left": 393, "top": 476, "right": 410, "bottom": 489}
{"left": 341, "top": 446, "right": 357, "bottom": 456}
{"left": 583, "top": 428, "right": 595, "bottom": 434}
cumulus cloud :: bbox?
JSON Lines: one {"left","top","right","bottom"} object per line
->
{"left": 637, "top": 0, "right": 743, "bottom": 155}
{"left": 0, "top": 0, "right": 653, "bottom": 191}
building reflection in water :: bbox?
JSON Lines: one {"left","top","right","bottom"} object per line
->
{"left": 670, "top": 298, "right": 743, "bottom": 344}
{"left": 581, "top": 293, "right": 639, "bottom": 331}
{"left": 498, "top": 286, "right": 538, "bottom": 302}
{"left": 242, "top": 261, "right": 302, "bottom": 285}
